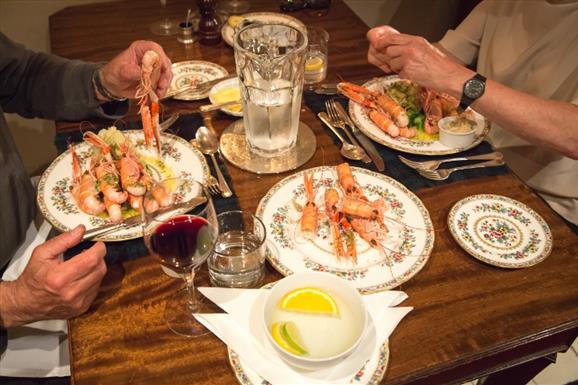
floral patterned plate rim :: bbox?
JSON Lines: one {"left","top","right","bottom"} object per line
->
{"left": 348, "top": 75, "right": 490, "bottom": 156}
{"left": 168, "top": 60, "right": 229, "bottom": 101}
{"left": 256, "top": 166, "right": 435, "bottom": 294}
{"left": 221, "top": 11, "right": 306, "bottom": 47}
{"left": 447, "top": 194, "right": 553, "bottom": 268}
{"left": 228, "top": 341, "right": 389, "bottom": 385}
{"left": 227, "top": 281, "right": 390, "bottom": 385}
{"left": 36, "top": 130, "right": 209, "bottom": 242}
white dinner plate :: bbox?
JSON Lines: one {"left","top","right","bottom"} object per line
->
{"left": 256, "top": 166, "right": 434, "bottom": 294}
{"left": 36, "top": 130, "right": 209, "bottom": 242}
{"left": 448, "top": 194, "right": 553, "bottom": 268}
{"left": 348, "top": 75, "right": 490, "bottom": 155}
{"left": 221, "top": 12, "right": 306, "bottom": 47}
{"left": 168, "top": 60, "right": 229, "bottom": 101}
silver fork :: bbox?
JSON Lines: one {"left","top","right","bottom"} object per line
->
{"left": 417, "top": 158, "right": 506, "bottom": 180}
{"left": 399, "top": 152, "right": 503, "bottom": 171}
{"left": 206, "top": 175, "right": 221, "bottom": 195}
{"left": 325, "top": 99, "right": 371, "bottom": 164}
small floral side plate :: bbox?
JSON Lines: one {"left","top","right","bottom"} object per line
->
{"left": 168, "top": 60, "right": 228, "bottom": 101}
{"left": 447, "top": 194, "right": 553, "bottom": 268}
{"left": 228, "top": 342, "right": 389, "bottom": 385}
{"left": 36, "top": 130, "right": 209, "bottom": 242}
{"left": 348, "top": 75, "right": 490, "bottom": 156}
{"left": 256, "top": 166, "right": 435, "bottom": 294}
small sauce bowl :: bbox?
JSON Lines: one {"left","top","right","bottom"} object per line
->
{"left": 438, "top": 116, "right": 478, "bottom": 148}
{"left": 209, "top": 77, "right": 242, "bottom": 117}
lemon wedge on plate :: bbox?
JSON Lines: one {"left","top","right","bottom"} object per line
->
{"left": 279, "top": 287, "right": 339, "bottom": 315}
{"left": 227, "top": 15, "right": 244, "bottom": 28}
{"left": 271, "top": 321, "right": 308, "bottom": 356}
{"left": 305, "top": 56, "right": 325, "bottom": 72}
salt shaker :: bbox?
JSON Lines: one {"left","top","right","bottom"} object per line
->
{"left": 196, "top": 0, "right": 221, "bottom": 46}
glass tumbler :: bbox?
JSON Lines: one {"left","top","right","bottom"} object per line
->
{"left": 304, "top": 26, "right": 329, "bottom": 84}
{"left": 208, "top": 211, "right": 267, "bottom": 288}
{"left": 234, "top": 23, "right": 308, "bottom": 157}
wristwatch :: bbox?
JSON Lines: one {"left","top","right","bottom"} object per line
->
{"left": 458, "top": 73, "right": 486, "bottom": 113}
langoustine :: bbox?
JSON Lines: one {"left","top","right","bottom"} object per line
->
{"left": 135, "top": 50, "right": 162, "bottom": 153}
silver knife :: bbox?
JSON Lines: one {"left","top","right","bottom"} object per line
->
{"left": 161, "top": 74, "right": 237, "bottom": 100}
{"left": 81, "top": 196, "right": 207, "bottom": 241}
{"left": 334, "top": 102, "right": 385, "bottom": 172}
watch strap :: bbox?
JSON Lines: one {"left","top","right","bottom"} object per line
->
{"left": 458, "top": 73, "right": 486, "bottom": 113}
{"left": 92, "top": 68, "right": 126, "bottom": 102}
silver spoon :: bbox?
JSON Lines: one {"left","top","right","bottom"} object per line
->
{"left": 317, "top": 112, "right": 365, "bottom": 161}
{"left": 195, "top": 126, "right": 233, "bottom": 198}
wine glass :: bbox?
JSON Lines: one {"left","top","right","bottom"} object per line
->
{"left": 143, "top": 180, "right": 218, "bottom": 337}
{"left": 150, "top": 0, "right": 179, "bottom": 36}
{"left": 216, "top": 0, "right": 250, "bottom": 16}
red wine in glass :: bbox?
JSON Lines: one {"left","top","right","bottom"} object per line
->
{"left": 151, "top": 215, "right": 214, "bottom": 274}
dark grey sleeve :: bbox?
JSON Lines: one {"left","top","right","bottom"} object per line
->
{"left": 0, "top": 32, "right": 127, "bottom": 121}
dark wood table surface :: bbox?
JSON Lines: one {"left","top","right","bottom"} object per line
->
{"left": 49, "top": 1, "right": 578, "bottom": 384}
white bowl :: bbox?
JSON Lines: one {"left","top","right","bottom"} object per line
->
{"left": 262, "top": 272, "right": 367, "bottom": 370}
{"left": 208, "top": 77, "right": 242, "bottom": 117}
{"left": 438, "top": 116, "right": 477, "bottom": 148}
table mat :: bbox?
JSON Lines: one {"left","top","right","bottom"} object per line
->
{"left": 51, "top": 113, "right": 240, "bottom": 264}
{"left": 303, "top": 91, "right": 508, "bottom": 192}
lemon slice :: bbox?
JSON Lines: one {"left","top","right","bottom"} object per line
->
{"left": 227, "top": 15, "right": 244, "bottom": 28}
{"left": 305, "top": 56, "right": 325, "bottom": 72}
{"left": 279, "top": 287, "right": 339, "bottom": 315}
{"left": 271, "top": 322, "right": 308, "bottom": 355}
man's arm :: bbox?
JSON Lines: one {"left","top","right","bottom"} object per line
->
{"left": 0, "top": 32, "right": 118, "bottom": 121}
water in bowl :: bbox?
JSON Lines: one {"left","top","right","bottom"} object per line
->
{"left": 269, "top": 291, "right": 364, "bottom": 358}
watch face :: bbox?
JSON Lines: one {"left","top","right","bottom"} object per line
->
{"left": 464, "top": 79, "right": 485, "bottom": 99}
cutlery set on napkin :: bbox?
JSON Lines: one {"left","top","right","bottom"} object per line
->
{"left": 194, "top": 286, "right": 412, "bottom": 385}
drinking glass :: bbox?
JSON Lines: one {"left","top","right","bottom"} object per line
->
{"left": 234, "top": 23, "right": 308, "bottom": 157}
{"left": 216, "top": 0, "right": 250, "bottom": 15}
{"left": 143, "top": 180, "right": 218, "bottom": 337}
{"left": 208, "top": 211, "right": 266, "bottom": 288}
{"left": 150, "top": 0, "right": 179, "bottom": 36}
{"left": 304, "top": 26, "right": 329, "bottom": 84}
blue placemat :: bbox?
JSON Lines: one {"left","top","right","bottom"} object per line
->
{"left": 52, "top": 113, "right": 240, "bottom": 264}
{"left": 303, "top": 91, "right": 508, "bottom": 192}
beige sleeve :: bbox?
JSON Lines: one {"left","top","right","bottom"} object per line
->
{"left": 438, "top": 0, "right": 490, "bottom": 65}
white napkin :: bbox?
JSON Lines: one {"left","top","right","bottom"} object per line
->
{"left": 0, "top": 221, "right": 70, "bottom": 377}
{"left": 194, "top": 287, "right": 412, "bottom": 385}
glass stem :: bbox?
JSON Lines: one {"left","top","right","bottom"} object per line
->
{"left": 183, "top": 268, "right": 197, "bottom": 313}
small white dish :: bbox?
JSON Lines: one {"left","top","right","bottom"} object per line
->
{"left": 208, "top": 77, "right": 242, "bottom": 117}
{"left": 438, "top": 116, "right": 477, "bottom": 148}
{"left": 262, "top": 272, "right": 367, "bottom": 370}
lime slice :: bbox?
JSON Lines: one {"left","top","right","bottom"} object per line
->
{"left": 281, "top": 322, "right": 308, "bottom": 355}
{"left": 271, "top": 322, "right": 308, "bottom": 355}
{"left": 305, "top": 56, "right": 324, "bottom": 72}
{"left": 279, "top": 287, "right": 339, "bottom": 315}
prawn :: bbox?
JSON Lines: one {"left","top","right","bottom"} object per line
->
{"left": 135, "top": 50, "right": 162, "bottom": 154}
{"left": 83, "top": 132, "right": 128, "bottom": 204}
{"left": 300, "top": 173, "right": 318, "bottom": 240}
{"left": 325, "top": 188, "right": 357, "bottom": 262}
{"left": 336, "top": 163, "right": 367, "bottom": 200}
{"left": 70, "top": 144, "right": 105, "bottom": 216}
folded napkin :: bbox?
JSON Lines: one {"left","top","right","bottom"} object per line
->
{"left": 194, "top": 287, "right": 412, "bottom": 385}
{"left": 1, "top": 221, "right": 70, "bottom": 377}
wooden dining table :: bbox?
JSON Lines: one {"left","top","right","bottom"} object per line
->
{"left": 48, "top": 1, "right": 578, "bottom": 384}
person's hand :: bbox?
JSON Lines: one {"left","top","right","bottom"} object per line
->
{"left": 99, "top": 40, "right": 172, "bottom": 100}
{"left": 367, "top": 25, "right": 469, "bottom": 92}
{"left": 0, "top": 225, "right": 107, "bottom": 328}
